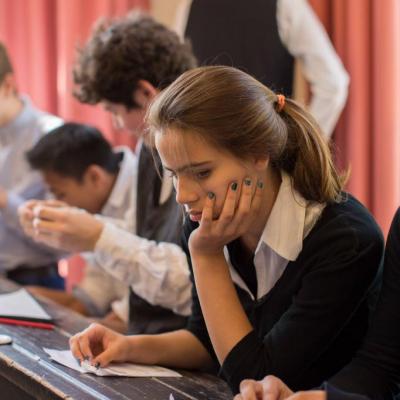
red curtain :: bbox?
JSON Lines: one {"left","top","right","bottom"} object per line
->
{"left": 309, "top": 0, "right": 400, "bottom": 236}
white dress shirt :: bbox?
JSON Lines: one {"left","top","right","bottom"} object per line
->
{"left": 174, "top": 0, "right": 349, "bottom": 137}
{"left": 74, "top": 146, "right": 136, "bottom": 321}
{"left": 93, "top": 143, "right": 192, "bottom": 317}
{"left": 226, "top": 172, "right": 326, "bottom": 300}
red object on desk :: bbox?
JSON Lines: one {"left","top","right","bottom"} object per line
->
{"left": 0, "top": 317, "right": 55, "bottom": 330}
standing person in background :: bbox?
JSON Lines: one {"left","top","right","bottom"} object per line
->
{"left": 68, "top": 66, "right": 382, "bottom": 395}
{"left": 0, "top": 41, "right": 64, "bottom": 289}
{"left": 19, "top": 14, "right": 197, "bottom": 335}
{"left": 181, "top": 0, "right": 349, "bottom": 138}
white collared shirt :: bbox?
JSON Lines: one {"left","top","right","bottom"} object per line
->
{"left": 226, "top": 172, "right": 325, "bottom": 300}
{"left": 173, "top": 0, "right": 349, "bottom": 138}
{"left": 93, "top": 145, "right": 192, "bottom": 317}
{"left": 78, "top": 146, "right": 137, "bottom": 320}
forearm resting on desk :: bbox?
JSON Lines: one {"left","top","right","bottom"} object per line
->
{"left": 71, "top": 324, "right": 214, "bottom": 370}
{"left": 126, "top": 329, "right": 214, "bottom": 370}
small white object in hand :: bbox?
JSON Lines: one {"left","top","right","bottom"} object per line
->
{"left": 169, "top": 395, "right": 175, "bottom": 400}
{"left": 33, "top": 205, "right": 43, "bottom": 218}
{"left": 33, "top": 217, "right": 41, "bottom": 229}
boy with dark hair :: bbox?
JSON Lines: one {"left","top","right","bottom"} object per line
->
{"left": 27, "top": 122, "right": 138, "bottom": 333}
{"left": 26, "top": 123, "right": 121, "bottom": 213}
{"left": 20, "top": 13, "right": 197, "bottom": 334}
{"left": 0, "top": 41, "right": 63, "bottom": 288}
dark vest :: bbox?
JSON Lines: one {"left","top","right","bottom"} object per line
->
{"left": 128, "top": 145, "right": 187, "bottom": 334}
{"left": 185, "top": 0, "right": 294, "bottom": 95}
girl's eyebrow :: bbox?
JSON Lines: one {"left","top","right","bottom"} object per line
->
{"left": 164, "top": 161, "right": 212, "bottom": 174}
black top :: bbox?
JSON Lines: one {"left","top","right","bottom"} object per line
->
{"left": 325, "top": 208, "right": 400, "bottom": 400}
{"left": 183, "top": 194, "right": 384, "bottom": 394}
{"left": 128, "top": 145, "right": 187, "bottom": 334}
{"left": 185, "top": 0, "right": 295, "bottom": 95}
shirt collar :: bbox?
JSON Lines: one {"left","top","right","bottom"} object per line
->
{"left": 260, "top": 172, "right": 309, "bottom": 261}
{"left": 102, "top": 146, "right": 137, "bottom": 210}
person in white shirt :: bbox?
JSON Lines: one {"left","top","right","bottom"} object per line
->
{"left": 25, "top": 122, "right": 136, "bottom": 333}
{"left": 176, "top": 0, "right": 349, "bottom": 138}
{"left": 0, "top": 41, "right": 64, "bottom": 288}
{"left": 19, "top": 14, "right": 197, "bottom": 334}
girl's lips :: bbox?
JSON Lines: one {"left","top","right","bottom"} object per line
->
{"left": 189, "top": 211, "right": 202, "bottom": 222}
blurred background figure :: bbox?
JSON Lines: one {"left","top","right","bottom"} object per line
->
{"left": 183, "top": 0, "right": 349, "bottom": 138}
{"left": 0, "top": 41, "right": 64, "bottom": 289}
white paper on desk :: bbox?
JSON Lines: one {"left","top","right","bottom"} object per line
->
{"left": 0, "top": 288, "right": 52, "bottom": 320}
{"left": 44, "top": 348, "right": 182, "bottom": 377}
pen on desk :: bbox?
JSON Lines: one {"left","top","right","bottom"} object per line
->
{"left": 0, "top": 317, "right": 55, "bottom": 330}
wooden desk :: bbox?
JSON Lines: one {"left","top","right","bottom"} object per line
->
{"left": 0, "top": 279, "right": 231, "bottom": 399}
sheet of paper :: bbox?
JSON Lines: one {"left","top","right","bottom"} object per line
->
{"left": 44, "top": 348, "right": 182, "bottom": 377}
{"left": 0, "top": 288, "right": 52, "bottom": 320}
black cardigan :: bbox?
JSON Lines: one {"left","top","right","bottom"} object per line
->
{"left": 182, "top": 194, "right": 384, "bottom": 394}
{"left": 326, "top": 208, "right": 400, "bottom": 400}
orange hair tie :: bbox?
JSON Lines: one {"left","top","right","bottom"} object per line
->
{"left": 276, "top": 94, "right": 285, "bottom": 112}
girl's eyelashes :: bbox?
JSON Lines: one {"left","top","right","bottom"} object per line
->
{"left": 194, "top": 169, "right": 211, "bottom": 180}
{"left": 166, "top": 169, "right": 211, "bottom": 180}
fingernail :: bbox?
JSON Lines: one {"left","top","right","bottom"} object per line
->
{"left": 257, "top": 181, "right": 264, "bottom": 189}
{"left": 231, "top": 182, "right": 238, "bottom": 191}
{"left": 95, "top": 362, "right": 100, "bottom": 369}
{"left": 76, "top": 358, "right": 82, "bottom": 366}
{"left": 84, "top": 356, "right": 89, "bottom": 361}
{"left": 244, "top": 178, "right": 252, "bottom": 186}
{"left": 207, "top": 192, "right": 215, "bottom": 199}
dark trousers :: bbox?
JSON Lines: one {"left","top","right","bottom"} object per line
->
{"left": 6, "top": 263, "right": 65, "bottom": 289}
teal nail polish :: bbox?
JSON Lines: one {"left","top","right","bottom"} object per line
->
{"left": 208, "top": 192, "right": 215, "bottom": 199}
{"left": 244, "top": 178, "right": 252, "bottom": 186}
{"left": 95, "top": 362, "right": 100, "bottom": 369}
{"left": 231, "top": 182, "right": 238, "bottom": 191}
{"left": 257, "top": 181, "right": 264, "bottom": 189}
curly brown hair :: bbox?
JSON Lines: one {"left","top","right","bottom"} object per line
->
{"left": 73, "top": 12, "right": 197, "bottom": 109}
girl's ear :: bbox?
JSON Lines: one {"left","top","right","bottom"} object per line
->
{"left": 254, "top": 157, "right": 269, "bottom": 171}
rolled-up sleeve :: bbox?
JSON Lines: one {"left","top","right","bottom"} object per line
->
{"left": 94, "top": 221, "right": 192, "bottom": 316}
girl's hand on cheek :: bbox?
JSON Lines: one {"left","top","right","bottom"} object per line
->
{"left": 188, "top": 177, "right": 264, "bottom": 257}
